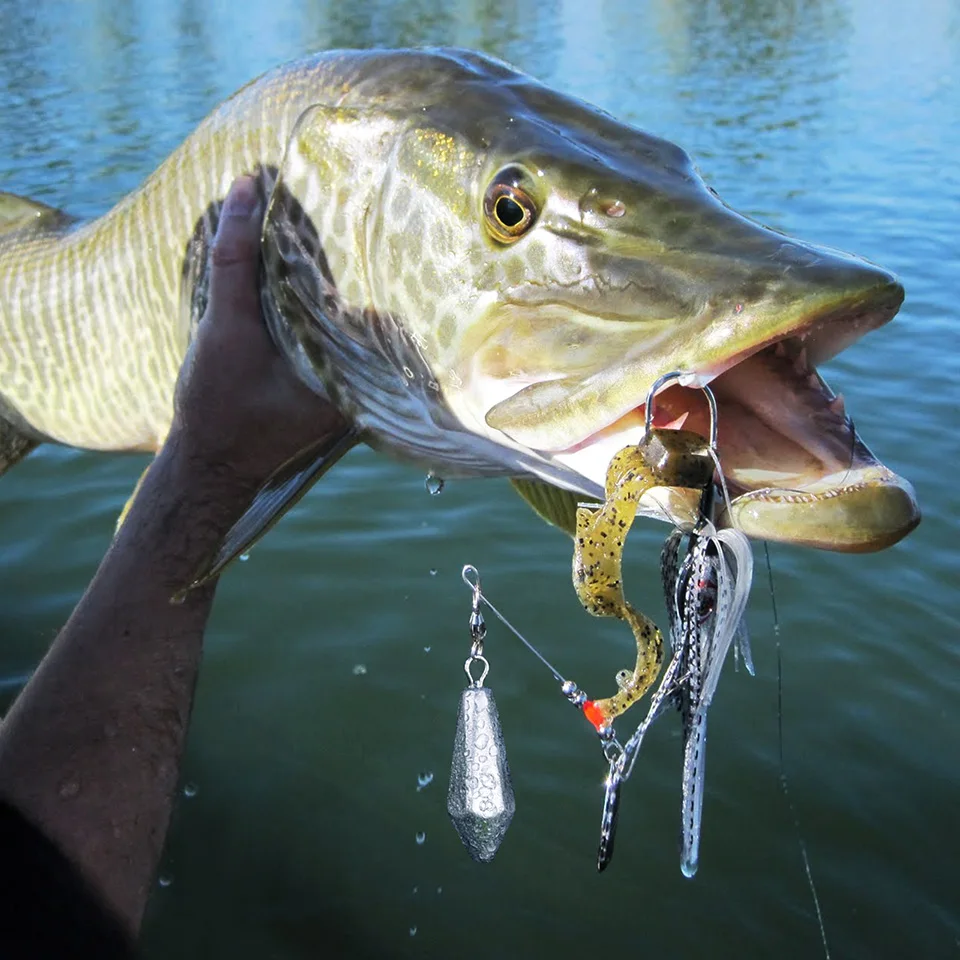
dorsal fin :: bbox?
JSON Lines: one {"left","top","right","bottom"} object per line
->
{"left": 0, "top": 192, "right": 74, "bottom": 235}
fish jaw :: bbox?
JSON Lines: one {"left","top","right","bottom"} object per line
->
{"left": 724, "top": 464, "right": 919, "bottom": 553}
{"left": 470, "top": 273, "right": 920, "bottom": 552}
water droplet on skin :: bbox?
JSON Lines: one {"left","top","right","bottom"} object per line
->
{"left": 416, "top": 771, "right": 434, "bottom": 791}
{"left": 183, "top": 782, "right": 198, "bottom": 798}
{"left": 352, "top": 664, "right": 368, "bottom": 676}
{"left": 58, "top": 779, "right": 80, "bottom": 799}
{"left": 415, "top": 831, "right": 426, "bottom": 845}
{"left": 424, "top": 474, "right": 445, "bottom": 495}
{"left": 158, "top": 875, "right": 173, "bottom": 888}
{"left": 409, "top": 926, "right": 418, "bottom": 937}
{"left": 238, "top": 553, "right": 250, "bottom": 562}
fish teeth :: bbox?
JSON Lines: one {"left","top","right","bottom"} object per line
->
{"left": 829, "top": 393, "right": 846, "bottom": 417}
{"left": 661, "top": 412, "right": 690, "bottom": 430}
{"left": 793, "top": 347, "right": 808, "bottom": 375}
{"left": 774, "top": 341, "right": 787, "bottom": 359}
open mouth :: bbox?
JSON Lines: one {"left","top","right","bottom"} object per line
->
{"left": 547, "top": 303, "right": 920, "bottom": 552}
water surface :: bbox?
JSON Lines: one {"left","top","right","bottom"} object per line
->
{"left": 1, "top": 0, "right": 958, "bottom": 957}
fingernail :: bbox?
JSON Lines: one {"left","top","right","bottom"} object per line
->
{"left": 225, "top": 179, "right": 259, "bottom": 219}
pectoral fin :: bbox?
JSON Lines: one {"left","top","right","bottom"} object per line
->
{"left": 509, "top": 478, "right": 599, "bottom": 538}
{"left": 181, "top": 428, "right": 358, "bottom": 594}
{"left": 0, "top": 416, "right": 38, "bottom": 476}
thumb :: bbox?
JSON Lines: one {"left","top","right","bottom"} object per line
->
{"left": 208, "top": 176, "right": 263, "bottom": 321}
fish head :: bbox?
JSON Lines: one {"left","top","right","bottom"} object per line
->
{"left": 268, "top": 50, "right": 919, "bottom": 552}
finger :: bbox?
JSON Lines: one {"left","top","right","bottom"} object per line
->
{"left": 208, "top": 176, "right": 263, "bottom": 325}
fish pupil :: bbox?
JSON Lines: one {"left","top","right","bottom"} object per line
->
{"left": 495, "top": 195, "right": 525, "bottom": 227}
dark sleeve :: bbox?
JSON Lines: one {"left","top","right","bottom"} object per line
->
{"left": 0, "top": 799, "right": 136, "bottom": 958}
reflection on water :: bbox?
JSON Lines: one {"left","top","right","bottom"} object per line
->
{"left": 0, "top": 0, "right": 958, "bottom": 957}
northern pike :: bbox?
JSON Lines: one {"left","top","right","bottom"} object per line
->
{"left": 0, "top": 49, "right": 919, "bottom": 572}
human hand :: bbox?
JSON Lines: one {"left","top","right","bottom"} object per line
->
{"left": 170, "top": 175, "right": 348, "bottom": 490}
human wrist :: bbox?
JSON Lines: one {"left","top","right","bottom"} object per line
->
{"left": 158, "top": 425, "right": 265, "bottom": 511}
{"left": 114, "top": 433, "right": 263, "bottom": 594}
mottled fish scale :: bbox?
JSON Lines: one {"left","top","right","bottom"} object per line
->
{"left": 0, "top": 55, "right": 353, "bottom": 450}
{"left": 0, "top": 49, "right": 916, "bottom": 557}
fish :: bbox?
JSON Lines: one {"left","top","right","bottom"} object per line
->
{"left": 0, "top": 48, "right": 920, "bottom": 573}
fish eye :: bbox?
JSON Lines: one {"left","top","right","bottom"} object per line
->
{"left": 483, "top": 167, "right": 538, "bottom": 243}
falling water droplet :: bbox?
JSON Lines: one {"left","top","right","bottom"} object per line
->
{"left": 423, "top": 646, "right": 431, "bottom": 654}
{"left": 412, "top": 885, "right": 419, "bottom": 895}
{"left": 415, "top": 831, "right": 426, "bottom": 845}
{"left": 58, "top": 779, "right": 80, "bottom": 800}
{"left": 429, "top": 568, "right": 437, "bottom": 576}
{"left": 424, "top": 474, "right": 445, "bottom": 495}
{"left": 158, "top": 874, "right": 173, "bottom": 888}
{"left": 436, "top": 886, "right": 443, "bottom": 895}
{"left": 409, "top": 926, "right": 418, "bottom": 937}
{"left": 416, "top": 771, "right": 434, "bottom": 791}
{"left": 238, "top": 553, "right": 250, "bottom": 562}
{"left": 183, "top": 782, "right": 198, "bottom": 798}
{"left": 352, "top": 664, "right": 368, "bottom": 676}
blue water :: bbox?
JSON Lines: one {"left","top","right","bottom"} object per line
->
{"left": 0, "top": 0, "right": 958, "bottom": 957}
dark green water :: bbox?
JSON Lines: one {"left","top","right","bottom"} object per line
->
{"left": 1, "top": 0, "right": 958, "bottom": 957}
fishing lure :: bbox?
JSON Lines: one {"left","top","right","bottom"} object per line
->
{"left": 572, "top": 379, "right": 717, "bottom": 730}
{"left": 669, "top": 522, "right": 753, "bottom": 877}
{"left": 617, "top": 515, "right": 754, "bottom": 872}
{"left": 451, "top": 373, "right": 754, "bottom": 874}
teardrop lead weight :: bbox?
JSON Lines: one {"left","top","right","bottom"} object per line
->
{"left": 447, "top": 686, "right": 515, "bottom": 861}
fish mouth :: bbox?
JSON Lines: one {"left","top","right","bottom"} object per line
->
{"left": 492, "top": 288, "right": 921, "bottom": 552}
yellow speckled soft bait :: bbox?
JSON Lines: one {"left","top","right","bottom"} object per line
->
{"left": 573, "top": 428, "right": 716, "bottom": 731}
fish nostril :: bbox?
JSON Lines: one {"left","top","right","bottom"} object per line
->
{"left": 579, "top": 189, "right": 626, "bottom": 219}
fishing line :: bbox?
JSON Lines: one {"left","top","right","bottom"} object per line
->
{"left": 765, "top": 543, "right": 831, "bottom": 960}
{"left": 707, "top": 446, "right": 735, "bottom": 527}
{"left": 461, "top": 565, "right": 566, "bottom": 685}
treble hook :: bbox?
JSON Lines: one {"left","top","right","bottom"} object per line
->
{"left": 643, "top": 371, "right": 719, "bottom": 451}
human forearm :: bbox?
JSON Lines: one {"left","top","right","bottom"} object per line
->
{"left": 0, "top": 432, "right": 259, "bottom": 933}
{"left": 0, "top": 176, "right": 346, "bottom": 939}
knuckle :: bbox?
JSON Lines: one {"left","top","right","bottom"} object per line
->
{"left": 211, "top": 235, "right": 256, "bottom": 268}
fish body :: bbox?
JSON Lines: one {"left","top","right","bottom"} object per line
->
{"left": 0, "top": 49, "right": 919, "bottom": 552}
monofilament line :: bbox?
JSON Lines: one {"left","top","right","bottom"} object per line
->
{"left": 461, "top": 566, "right": 566, "bottom": 684}
{"left": 765, "top": 543, "right": 831, "bottom": 960}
